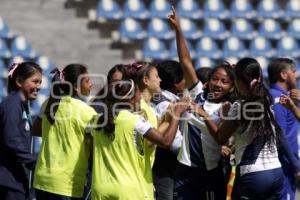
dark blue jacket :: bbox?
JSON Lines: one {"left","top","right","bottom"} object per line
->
{"left": 269, "top": 84, "right": 300, "bottom": 174}
{"left": 0, "top": 92, "right": 35, "bottom": 194}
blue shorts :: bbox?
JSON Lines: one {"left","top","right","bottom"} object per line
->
{"left": 232, "top": 167, "right": 284, "bottom": 200}
{"left": 174, "top": 162, "right": 226, "bottom": 200}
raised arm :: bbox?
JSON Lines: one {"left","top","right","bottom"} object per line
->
{"left": 168, "top": 6, "right": 199, "bottom": 88}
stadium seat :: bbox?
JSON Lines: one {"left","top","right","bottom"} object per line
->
{"left": 230, "top": 18, "right": 256, "bottom": 40}
{"left": 230, "top": 0, "right": 256, "bottom": 19}
{"left": 179, "top": 17, "right": 202, "bottom": 40}
{"left": 0, "top": 78, "right": 6, "bottom": 100}
{"left": 223, "top": 37, "right": 248, "bottom": 58}
{"left": 10, "top": 36, "right": 36, "bottom": 59}
{"left": 0, "top": 17, "right": 14, "bottom": 39}
{"left": 35, "top": 56, "right": 54, "bottom": 75}
{"left": 8, "top": 56, "right": 25, "bottom": 66}
{"left": 203, "top": 0, "right": 229, "bottom": 19}
{"left": 149, "top": 0, "right": 171, "bottom": 18}
{"left": 119, "top": 18, "right": 147, "bottom": 41}
{"left": 203, "top": 18, "right": 229, "bottom": 40}
{"left": 285, "top": 0, "right": 300, "bottom": 19}
{"left": 147, "top": 18, "right": 174, "bottom": 40}
{"left": 287, "top": 19, "right": 300, "bottom": 39}
{"left": 195, "top": 37, "right": 221, "bottom": 59}
{"left": 169, "top": 38, "right": 195, "bottom": 60}
{"left": 0, "top": 38, "right": 11, "bottom": 58}
{"left": 123, "top": 0, "right": 149, "bottom": 19}
{"left": 176, "top": 0, "right": 202, "bottom": 19}
{"left": 226, "top": 57, "right": 239, "bottom": 65}
{"left": 96, "top": 0, "right": 123, "bottom": 21}
{"left": 258, "top": 19, "right": 283, "bottom": 39}
{"left": 30, "top": 93, "right": 48, "bottom": 115}
{"left": 194, "top": 57, "right": 215, "bottom": 69}
{"left": 255, "top": 56, "right": 269, "bottom": 77}
{"left": 0, "top": 58, "right": 5, "bottom": 77}
{"left": 256, "top": 0, "right": 283, "bottom": 20}
{"left": 143, "top": 37, "right": 169, "bottom": 60}
{"left": 276, "top": 36, "right": 300, "bottom": 58}
{"left": 249, "top": 36, "right": 274, "bottom": 58}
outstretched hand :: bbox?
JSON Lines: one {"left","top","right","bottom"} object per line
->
{"left": 168, "top": 6, "right": 180, "bottom": 31}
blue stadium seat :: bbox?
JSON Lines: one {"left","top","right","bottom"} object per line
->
{"left": 230, "top": 0, "right": 256, "bottom": 19}
{"left": 285, "top": 0, "right": 300, "bottom": 19}
{"left": 256, "top": 0, "right": 283, "bottom": 20}
{"left": 287, "top": 19, "right": 300, "bottom": 39}
{"left": 203, "top": 18, "right": 228, "bottom": 40}
{"left": 195, "top": 37, "right": 221, "bottom": 59}
{"left": 179, "top": 17, "right": 202, "bottom": 40}
{"left": 147, "top": 18, "right": 174, "bottom": 40}
{"left": 176, "top": 0, "right": 202, "bottom": 19}
{"left": 169, "top": 38, "right": 195, "bottom": 60}
{"left": 230, "top": 18, "right": 256, "bottom": 40}
{"left": 96, "top": 0, "right": 123, "bottom": 21}
{"left": 119, "top": 18, "right": 147, "bottom": 41}
{"left": 149, "top": 0, "right": 171, "bottom": 18}
{"left": 40, "top": 75, "right": 51, "bottom": 92}
{"left": 123, "top": 0, "right": 149, "bottom": 19}
{"left": 194, "top": 57, "right": 215, "bottom": 69}
{"left": 143, "top": 37, "right": 169, "bottom": 60}
{"left": 276, "top": 36, "right": 300, "bottom": 58}
{"left": 35, "top": 56, "right": 54, "bottom": 75}
{"left": 10, "top": 36, "right": 36, "bottom": 59}
{"left": 8, "top": 56, "right": 25, "bottom": 66}
{"left": 258, "top": 19, "right": 283, "bottom": 40}
{"left": 223, "top": 37, "right": 248, "bottom": 58}
{"left": 250, "top": 36, "right": 274, "bottom": 58}
{"left": 0, "top": 38, "right": 11, "bottom": 58}
{"left": 0, "top": 58, "right": 5, "bottom": 76}
{"left": 31, "top": 94, "right": 48, "bottom": 115}
{"left": 203, "top": 0, "right": 229, "bottom": 19}
{"left": 226, "top": 57, "right": 239, "bottom": 65}
{"left": 0, "top": 78, "right": 6, "bottom": 100}
{"left": 255, "top": 56, "right": 269, "bottom": 77}
{"left": 0, "top": 17, "right": 14, "bottom": 39}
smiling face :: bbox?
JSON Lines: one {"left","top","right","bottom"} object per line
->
{"left": 17, "top": 71, "right": 42, "bottom": 101}
{"left": 207, "top": 68, "right": 234, "bottom": 102}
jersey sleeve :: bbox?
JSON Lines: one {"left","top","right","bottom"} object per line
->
{"left": 134, "top": 117, "right": 153, "bottom": 136}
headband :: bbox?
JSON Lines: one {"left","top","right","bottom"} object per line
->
{"left": 51, "top": 68, "right": 65, "bottom": 81}
{"left": 8, "top": 63, "right": 21, "bottom": 78}
{"left": 250, "top": 77, "right": 261, "bottom": 89}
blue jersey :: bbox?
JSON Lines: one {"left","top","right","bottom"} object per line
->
{"left": 269, "top": 84, "right": 298, "bottom": 156}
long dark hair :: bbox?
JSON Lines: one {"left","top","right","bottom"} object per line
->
{"left": 93, "top": 64, "right": 130, "bottom": 103}
{"left": 96, "top": 79, "right": 136, "bottom": 140}
{"left": 7, "top": 62, "right": 42, "bottom": 93}
{"left": 235, "top": 58, "right": 281, "bottom": 147}
{"left": 44, "top": 64, "right": 88, "bottom": 124}
{"left": 203, "top": 61, "right": 238, "bottom": 103}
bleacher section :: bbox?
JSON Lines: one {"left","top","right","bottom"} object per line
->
{"left": 87, "top": 0, "right": 300, "bottom": 74}
{"left": 0, "top": 17, "right": 53, "bottom": 115}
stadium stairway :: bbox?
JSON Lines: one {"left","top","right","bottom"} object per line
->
{"left": 0, "top": 0, "right": 124, "bottom": 85}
